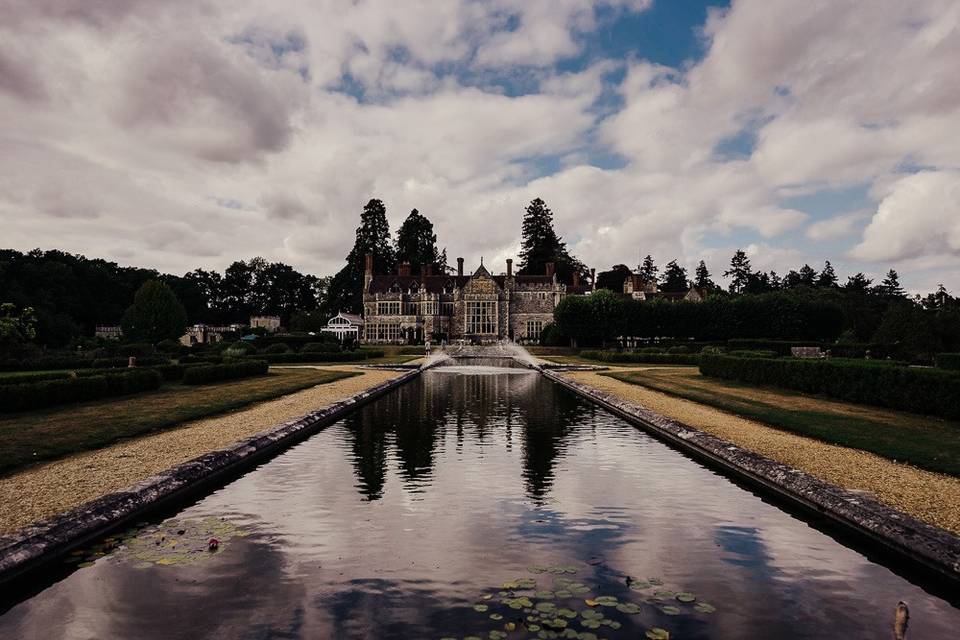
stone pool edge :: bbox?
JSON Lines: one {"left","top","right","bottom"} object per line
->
{"left": 0, "top": 368, "right": 421, "bottom": 586}
{"left": 542, "top": 369, "right": 960, "bottom": 585}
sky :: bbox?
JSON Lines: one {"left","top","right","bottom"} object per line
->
{"left": 1, "top": 0, "right": 959, "bottom": 294}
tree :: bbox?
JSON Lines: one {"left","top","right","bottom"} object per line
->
{"left": 798, "top": 264, "right": 818, "bottom": 286}
{"left": 517, "top": 198, "right": 586, "bottom": 283}
{"left": 326, "top": 199, "right": 396, "bottom": 315}
{"left": 395, "top": 208, "right": 439, "bottom": 273}
{"left": 844, "top": 272, "right": 873, "bottom": 292}
{"left": 121, "top": 280, "right": 188, "bottom": 343}
{"left": 661, "top": 260, "right": 688, "bottom": 293}
{"left": 817, "top": 261, "right": 838, "bottom": 287}
{"left": 876, "top": 269, "right": 906, "bottom": 298}
{"left": 0, "top": 303, "right": 37, "bottom": 358}
{"left": 638, "top": 255, "right": 659, "bottom": 287}
{"left": 694, "top": 260, "right": 716, "bottom": 291}
{"left": 744, "top": 271, "right": 773, "bottom": 294}
{"left": 724, "top": 249, "right": 752, "bottom": 294}
{"left": 597, "top": 264, "right": 632, "bottom": 292}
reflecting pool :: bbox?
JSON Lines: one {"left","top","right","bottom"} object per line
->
{"left": 2, "top": 359, "right": 958, "bottom": 638}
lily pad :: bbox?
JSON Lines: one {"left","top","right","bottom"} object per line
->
{"left": 675, "top": 592, "right": 695, "bottom": 603}
{"left": 593, "top": 596, "right": 618, "bottom": 606}
{"left": 694, "top": 602, "right": 716, "bottom": 614}
{"left": 615, "top": 603, "right": 641, "bottom": 614}
{"left": 646, "top": 629, "right": 670, "bottom": 640}
{"left": 489, "top": 613, "right": 503, "bottom": 621}
{"left": 580, "top": 610, "right": 603, "bottom": 621}
{"left": 535, "top": 602, "right": 557, "bottom": 613}
{"left": 660, "top": 605, "right": 681, "bottom": 616}
{"left": 473, "top": 604, "right": 489, "bottom": 612}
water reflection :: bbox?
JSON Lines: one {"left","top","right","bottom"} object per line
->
{"left": 2, "top": 360, "right": 960, "bottom": 639}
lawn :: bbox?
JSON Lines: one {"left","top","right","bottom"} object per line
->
{"left": 605, "top": 367, "right": 960, "bottom": 477}
{"left": 542, "top": 354, "right": 688, "bottom": 368}
{"left": 0, "top": 368, "right": 356, "bottom": 475}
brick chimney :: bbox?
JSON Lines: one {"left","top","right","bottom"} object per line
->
{"left": 573, "top": 271, "right": 581, "bottom": 288}
{"left": 364, "top": 253, "right": 374, "bottom": 290}
{"left": 398, "top": 262, "right": 411, "bottom": 277}
{"left": 590, "top": 268, "right": 596, "bottom": 291}
{"left": 457, "top": 257, "right": 464, "bottom": 277}
{"left": 506, "top": 258, "right": 513, "bottom": 277}
{"left": 545, "top": 262, "right": 555, "bottom": 277}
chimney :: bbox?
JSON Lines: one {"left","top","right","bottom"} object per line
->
{"left": 364, "top": 253, "right": 374, "bottom": 290}
{"left": 573, "top": 271, "right": 581, "bottom": 288}
{"left": 590, "top": 268, "right": 596, "bottom": 291}
{"left": 398, "top": 262, "right": 411, "bottom": 277}
{"left": 545, "top": 262, "right": 555, "bottom": 277}
{"left": 506, "top": 258, "right": 513, "bottom": 277}
{"left": 457, "top": 257, "right": 464, "bottom": 277}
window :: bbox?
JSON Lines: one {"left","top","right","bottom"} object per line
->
{"left": 367, "top": 323, "right": 400, "bottom": 341}
{"left": 378, "top": 301, "right": 401, "bottom": 315}
{"left": 465, "top": 300, "right": 497, "bottom": 334}
{"left": 421, "top": 301, "right": 438, "bottom": 315}
{"left": 526, "top": 320, "right": 543, "bottom": 340}
{"left": 441, "top": 302, "right": 454, "bottom": 316}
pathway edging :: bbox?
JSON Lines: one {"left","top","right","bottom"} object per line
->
{"left": 543, "top": 369, "right": 960, "bottom": 585}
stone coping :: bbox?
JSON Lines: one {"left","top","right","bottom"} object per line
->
{"left": 543, "top": 369, "right": 960, "bottom": 586}
{"left": 0, "top": 368, "right": 420, "bottom": 586}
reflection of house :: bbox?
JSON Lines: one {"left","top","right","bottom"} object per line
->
{"left": 362, "top": 254, "right": 591, "bottom": 345}
{"left": 321, "top": 312, "right": 363, "bottom": 342}
{"left": 179, "top": 324, "right": 244, "bottom": 346}
{"left": 623, "top": 273, "right": 707, "bottom": 302}
{"left": 250, "top": 315, "right": 281, "bottom": 332}
{"left": 95, "top": 325, "right": 122, "bottom": 340}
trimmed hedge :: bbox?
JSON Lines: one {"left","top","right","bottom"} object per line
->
{"left": 937, "top": 353, "right": 960, "bottom": 371}
{"left": 0, "top": 369, "right": 162, "bottom": 413}
{"left": 179, "top": 354, "right": 224, "bottom": 365}
{"left": 92, "top": 356, "right": 168, "bottom": 369}
{"left": 0, "top": 356, "right": 96, "bottom": 372}
{"left": 182, "top": 360, "right": 269, "bottom": 385}
{"left": 579, "top": 350, "right": 701, "bottom": 365}
{"left": 700, "top": 354, "right": 960, "bottom": 419}
{"left": 301, "top": 342, "right": 341, "bottom": 354}
{"left": 0, "top": 371, "right": 72, "bottom": 386}
{"left": 243, "top": 350, "right": 383, "bottom": 364}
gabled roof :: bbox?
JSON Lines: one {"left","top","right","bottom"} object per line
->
{"left": 367, "top": 274, "right": 469, "bottom": 294}
{"left": 334, "top": 312, "right": 364, "bottom": 325}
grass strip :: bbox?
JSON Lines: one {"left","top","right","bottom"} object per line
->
{"left": 605, "top": 369, "right": 960, "bottom": 477}
{"left": 0, "top": 369, "right": 356, "bottom": 475}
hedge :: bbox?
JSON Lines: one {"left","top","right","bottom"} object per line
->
{"left": 0, "top": 369, "right": 162, "bottom": 413}
{"left": 0, "top": 356, "right": 96, "bottom": 372}
{"left": 579, "top": 350, "right": 701, "bottom": 365}
{"left": 179, "top": 354, "right": 224, "bottom": 365}
{"left": 182, "top": 360, "right": 269, "bottom": 385}
{"left": 301, "top": 342, "right": 342, "bottom": 353}
{"left": 242, "top": 350, "right": 383, "bottom": 364}
{"left": 0, "top": 371, "right": 73, "bottom": 386}
{"left": 937, "top": 353, "right": 960, "bottom": 371}
{"left": 699, "top": 354, "right": 960, "bottom": 419}
{"left": 92, "top": 356, "right": 168, "bottom": 369}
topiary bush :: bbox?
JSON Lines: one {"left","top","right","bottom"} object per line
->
{"left": 301, "top": 342, "right": 341, "bottom": 354}
{"left": 182, "top": 360, "right": 269, "bottom": 385}
{"left": 264, "top": 343, "right": 291, "bottom": 354}
{"left": 579, "top": 350, "right": 701, "bottom": 365}
{"left": 0, "top": 369, "right": 162, "bottom": 413}
{"left": 699, "top": 354, "right": 960, "bottom": 419}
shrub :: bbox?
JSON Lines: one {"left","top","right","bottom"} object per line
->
{"left": 666, "top": 345, "right": 691, "bottom": 354}
{"left": 301, "top": 342, "right": 341, "bottom": 354}
{"left": 150, "top": 363, "right": 204, "bottom": 381}
{"left": 243, "top": 351, "right": 375, "bottom": 364}
{"left": 936, "top": 353, "right": 960, "bottom": 371}
{"left": 223, "top": 340, "right": 257, "bottom": 358}
{"left": 699, "top": 354, "right": 960, "bottom": 419}
{"left": 179, "top": 354, "right": 224, "bottom": 365}
{"left": 0, "top": 369, "right": 162, "bottom": 413}
{"left": 182, "top": 360, "right": 269, "bottom": 385}
{"left": 92, "top": 356, "right": 168, "bottom": 369}
{"left": 117, "top": 342, "right": 156, "bottom": 357}
{"left": 579, "top": 350, "right": 701, "bottom": 365}
{"left": 727, "top": 350, "right": 779, "bottom": 359}
{"left": 0, "top": 356, "right": 96, "bottom": 372}
{"left": 726, "top": 339, "right": 822, "bottom": 356}
{"left": 264, "top": 343, "right": 291, "bottom": 354}
{"left": 156, "top": 339, "right": 183, "bottom": 354}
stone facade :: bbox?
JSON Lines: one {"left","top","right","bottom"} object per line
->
{"left": 623, "top": 273, "right": 707, "bottom": 302}
{"left": 361, "top": 255, "right": 589, "bottom": 344}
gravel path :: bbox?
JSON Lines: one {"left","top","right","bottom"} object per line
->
{"left": 564, "top": 370, "right": 960, "bottom": 535}
{"left": 0, "top": 366, "right": 404, "bottom": 534}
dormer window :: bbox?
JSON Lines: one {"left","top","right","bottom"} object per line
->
{"left": 409, "top": 281, "right": 419, "bottom": 294}
{"left": 443, "top": 280, "right": 454, "bottom": 294}
{"left": 389, "top": 281, "right": 402, "bottom": 293}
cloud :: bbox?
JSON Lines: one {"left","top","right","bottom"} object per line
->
{"left": 851, "top": 171, "right": 960, "bottom": 262}
{"left": 805, "top": 211, "right": 870, "bottom": 241}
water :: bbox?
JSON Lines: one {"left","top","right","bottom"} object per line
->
{"left": 2, "top": 359, "right": 958, "bottom": 639}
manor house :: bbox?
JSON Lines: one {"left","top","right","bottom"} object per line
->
{"left": 361, "top": 254, "right": 592, "bottom": 344}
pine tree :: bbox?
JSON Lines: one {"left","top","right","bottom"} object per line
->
{"left": 877, "top": 269, "right": 905, "bottom": 298}
{"left": 121, "top": 280, "right": 188, "bottom": 343}
{"left": 639, "top": 255, "right": 659, "bottom": 286}
{"left": 844, "top": 273, "right": 873, "bottom": 292}
{"left": 723, "top": 249, "right": 752, "bottom": 294}
{"left": 798, "top": 264, "right": 818, "bottom": 286}
{"left": 661, "top": 260, "right": 688, "bottom": 292}
{"left": 326, "top": 199, "right": 396, "bottom": 314}
{"left": 395, "top": 208, "right": 439, "bottom": 273}
{"left": 694, "top": 260, "right": 716, "bottom": 290}
{"left": 517, "top": 198, "right": 585, "bottom": 283}
{"left": 817, "top": 260, "right": 838, "bottom": 287}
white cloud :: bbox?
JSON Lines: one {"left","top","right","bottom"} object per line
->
{"left": 806, "top": 211, "right": 870, "bottom": 241}
{"left": 851, "top": 171, "right": 960, "bottom": 262}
